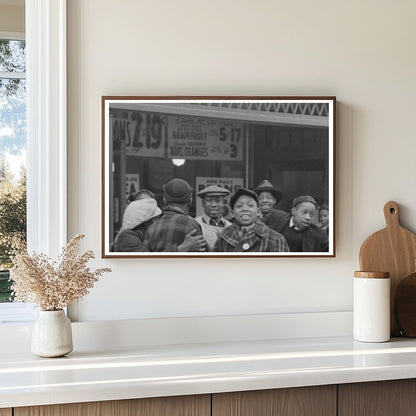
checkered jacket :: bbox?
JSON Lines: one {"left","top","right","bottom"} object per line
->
{"left": 145, "top": 205, "right": 203, "bottom": 252}
{"left": 213, "top": 221, "right": 290, "bottom": 253}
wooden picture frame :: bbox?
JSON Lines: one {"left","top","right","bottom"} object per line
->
{"left": 102, "top": 96, "right": 336, "bottom": 258}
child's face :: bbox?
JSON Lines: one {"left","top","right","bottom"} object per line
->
{"left": 258, "top": 191, "right": 276, "bottom": 215}
{"left": 291, "top": 202, "right": 316, "bottom": 230}
{"left": 232, "top": 195, "right": 260, "bottom": 226}
{"left": 319, "top": 209, "right": 329, "bottom": 227}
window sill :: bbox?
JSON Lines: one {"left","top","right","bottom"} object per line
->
{"left": 0, "top": 303, "right": 35, "bottom": 325}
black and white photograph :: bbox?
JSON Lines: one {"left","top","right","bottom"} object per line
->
{"left": 102, "top": 97, "right": 335, "bottom": 257}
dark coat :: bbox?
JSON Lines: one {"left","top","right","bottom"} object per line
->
{"left": 266, "top": 210, "right": 328, "bottom": 252}
{"left": 114, "top": 227, "right": 147, "bottom": 252}
{"left": 260, "top": 208, "right": 288, "bottom": 233}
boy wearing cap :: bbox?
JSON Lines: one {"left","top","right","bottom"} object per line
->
{"left": 213, "top": 188, "right": 289, "bottom": 253}
{"left": 271, "top": 195, "right": 328, "bottom": 252}
{"left": 145, "top": 178, "right": 207, "bottom": 252}
{"left": 195, "top": 185, "right": 232, "bottom": 251}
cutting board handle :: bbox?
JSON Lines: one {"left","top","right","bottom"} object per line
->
{"left": 384, "top": 201, "right": 400, "bottom": 228}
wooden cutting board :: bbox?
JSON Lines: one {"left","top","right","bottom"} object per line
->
{"left": 359, "top": 201, "right": 416, "bottom": 336}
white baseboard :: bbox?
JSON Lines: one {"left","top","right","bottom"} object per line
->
{"left": 0, "top": 311, "right": 352, "bottom": 353}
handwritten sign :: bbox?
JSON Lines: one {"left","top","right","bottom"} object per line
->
{"left": 111, "top": 109, "right": 166, "bottom": 157}
{"left": 168, "top": 116, "right": 244, "bottom": 161}
{"left": 195, "top": 177, "right": 244, "bottom": 217}
{"left": 125, "top": 174, "right": 140, "bottom": 200}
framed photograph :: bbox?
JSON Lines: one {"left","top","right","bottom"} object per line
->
{"left": 102, "top": 96, "right": 336, "bottom": 258}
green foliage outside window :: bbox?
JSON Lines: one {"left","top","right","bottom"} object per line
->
{"left": 0, "top": 162, "right": 26, "bottom": 302}
{"left": 0, "top": 38, "right": 27, "bottom": 302}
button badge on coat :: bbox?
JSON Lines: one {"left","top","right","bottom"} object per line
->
{"left": 242, "top": 243, "right": 250, "bottom": 251}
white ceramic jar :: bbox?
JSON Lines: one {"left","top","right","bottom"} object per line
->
{"left": 353, "top": 271, "right": 390, "bottom": 343}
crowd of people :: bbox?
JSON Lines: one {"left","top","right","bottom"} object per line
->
{"left": 113, "top": 178, "right": 329, "bottom": 253}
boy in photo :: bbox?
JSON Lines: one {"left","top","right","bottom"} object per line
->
{"left": 214, "top": 188, "right": 289, "bottom": 253}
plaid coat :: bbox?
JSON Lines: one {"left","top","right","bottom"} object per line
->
{"left": 213, "top": 221, "right": 289, "bottom": 253}
{"left": 145, "top": 205, "right": 203, "bottom": 252}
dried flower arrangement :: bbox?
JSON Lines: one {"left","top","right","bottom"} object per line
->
{"left": 10, "top": 234, "right": 111, "bottom": 311}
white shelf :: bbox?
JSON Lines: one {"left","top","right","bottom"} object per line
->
{"left": 2, "top": 335, "right": 416, "bottom": 408}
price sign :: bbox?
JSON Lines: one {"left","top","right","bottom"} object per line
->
{"left": 125, "top": 174, "right": 140, "bottom": 200}
{"left": 111, "top": 109, "right": 166, "bottom": 157}
{"left": 167, "top": 116, "right": 244, "bottom": 161}
{"left": 195, "top": 177, "right": 244, "bottom": 217}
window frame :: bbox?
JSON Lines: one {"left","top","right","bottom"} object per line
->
{"left": 0, "top": 0, "right": 67, "bottom": 323}
{"left": 26, "top": 0, "right": 67, "bottom": 257}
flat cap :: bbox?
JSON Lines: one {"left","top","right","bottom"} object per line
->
{"left": 254, "top": 179, "right": 282, "bottom": 203}
{"left": 292, "top": 195, "right": 318, "bottom": 208}
{"left": 163, "top": 178, "right": 193, "bottom": 203}
{"left": 197, "top": 185, "right": 231, "bottom": 199}
{"left": 230, "top": 188, "right": 259, "bottom": 209}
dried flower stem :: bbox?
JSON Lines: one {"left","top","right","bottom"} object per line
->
{"left": 10, "top": 234, "right": 111, "bottom": 310}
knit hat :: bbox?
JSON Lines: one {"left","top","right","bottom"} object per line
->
{"left": 229, "top": 188, "right": 259, "bottom": 209}
{"left": 292, "top": 195, "right": 318, "bottom": 208}
{"left": 163, "top": 178, "right": 193, "bottom": 203}
{"left": 254, "top": 180, "right": 282, "bottom": 203}
{"left": 122, "top": 198, "right": 162, "bottom": 229}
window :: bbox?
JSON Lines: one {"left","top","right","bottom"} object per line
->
{"left": 0, "top": 36, "right": 26, "bottom": 306}
{"left": 0, "top": 0, "right": 67, "bottom": 324}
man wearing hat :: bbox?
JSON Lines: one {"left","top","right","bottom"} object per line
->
{"left": 114, "top": 198, "right": 162, "bottom": 252}
{"left": 254, "top": 179, "right": 286, "bottom": 233}
{"left": 195, "top": 185, "right": 232, "bottom": 250}
{"left": 144, "top": 178, "right": 207, "bottom": 252}
{"left": 269, "top": 195, "right": 328, "bottom": 252}
{"left": 213, "top": 188, "right": 289, "bottom": 253}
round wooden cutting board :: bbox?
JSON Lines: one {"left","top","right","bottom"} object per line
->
{"left": 359, "top": 201, "right": 416, "bottom": 336}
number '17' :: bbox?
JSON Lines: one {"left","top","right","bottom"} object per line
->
{"left": 219, "top": 127, "right": 241, "bottom": 142}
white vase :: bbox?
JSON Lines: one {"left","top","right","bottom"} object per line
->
{"left": 31, "top": 310, "right": 73, "bottom": 357}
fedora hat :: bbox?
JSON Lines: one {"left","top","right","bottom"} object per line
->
{"left": 254, "top": 180, "right": 282, "bottom": 203}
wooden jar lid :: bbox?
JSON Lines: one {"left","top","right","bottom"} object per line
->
{"left": 354, "top": 271, "right": 390, "bottom": 279}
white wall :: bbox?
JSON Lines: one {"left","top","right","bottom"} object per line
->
{"left": 0, "top": 3, "right": 24, "bottom": 33}
{"left": 67, "top": 0, "right": 416, "bottom": 322}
